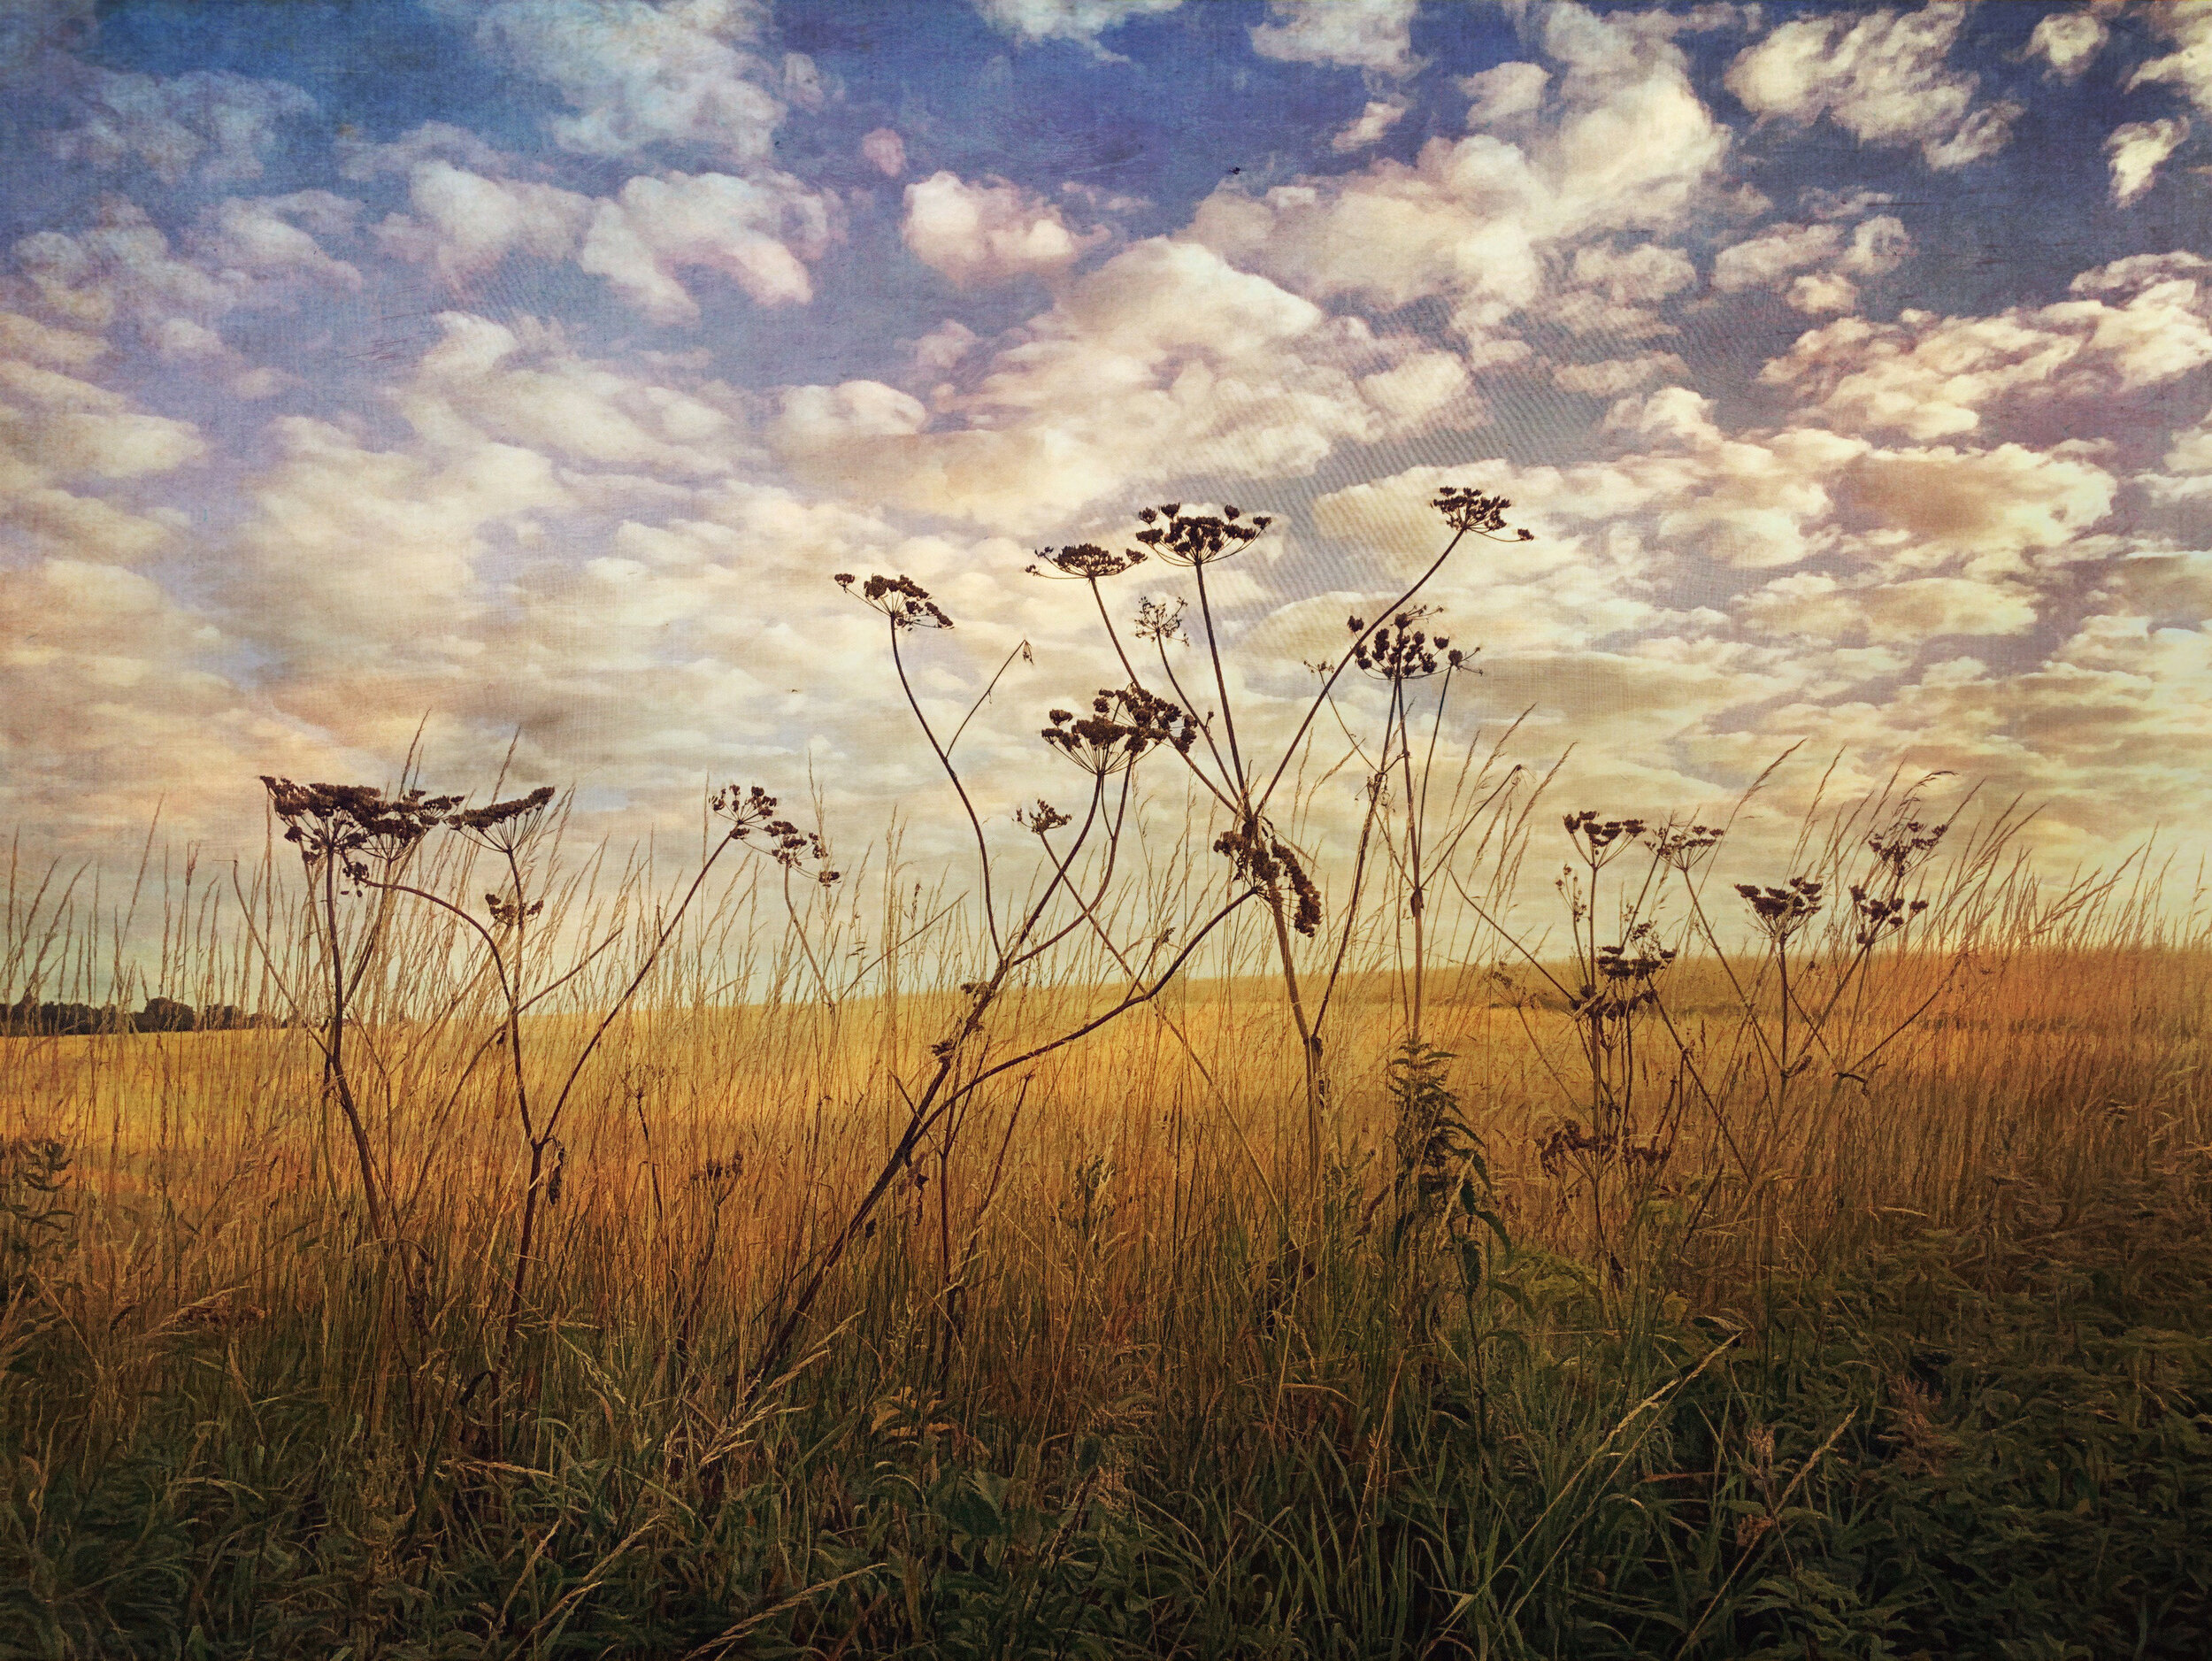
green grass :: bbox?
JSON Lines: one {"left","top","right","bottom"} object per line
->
{"left": 4, "top": 1132, "right": 2208, "bottom": 1659}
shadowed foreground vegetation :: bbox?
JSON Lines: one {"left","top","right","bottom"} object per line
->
{"left": 5, "top": 497, "right": 2210, "bottom": 1657}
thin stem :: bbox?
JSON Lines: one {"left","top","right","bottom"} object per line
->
{"left": 890, "top": 623, "right": 1002, "bottom": 957}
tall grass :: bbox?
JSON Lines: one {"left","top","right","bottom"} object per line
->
{"left": 4, "top": 494, "right": 2210, "bottom": 1656}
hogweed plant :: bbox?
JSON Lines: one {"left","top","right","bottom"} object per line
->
{"left": 1034, "top": 490, "right": 1536, "bottom": 1197}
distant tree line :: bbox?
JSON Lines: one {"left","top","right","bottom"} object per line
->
{"left": 1, "top": 996, "right": 279, "bottom": 1037}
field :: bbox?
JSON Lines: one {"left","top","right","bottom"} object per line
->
{"left": 4, "top": 770, "right": 2212, "bottom": 1659}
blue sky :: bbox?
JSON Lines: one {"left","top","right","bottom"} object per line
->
{"left": 5, "top": 0, "right": 2212, "bottom": 884}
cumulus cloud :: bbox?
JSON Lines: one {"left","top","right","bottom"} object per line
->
{"left": 902, "top": 172, "right": 1103, "bottom": 288}
{"left": 375, "top": 158, "right": 837, "bottom": 319}
{"left": 1763, "top": 252, "right": 2212, "bottom": 440}
{"left": 12, "top": 194, "right": 359, "bottom": 345}
{"left": 396, "top": 311, "right": 752, "bottom": 477}
{"left": 45, "top": 65, "right": 315, "bottom": 185}
{"left": 1713, "top": 211, "right": 1908, "bottom": 312}
{"left": 2026, "top": 9, "right": 2107, "bottom": 81}
{"left": 1835, "top": 442, "right": 2116, "bottom": 576}
{"left": 969, "top": 0, "right": 1182, "bottom": 47}
{"left": 1714, "top": 221, "right": 1843, "bottom": 291}
{"left": 771, "top": 238, "right": 1467, "bottom": 532}
{"left": 1331, "top": 97, "right": 1409, "bottom": 152}
{"left": 2107, "top": 116, "right": 2189, "bottom": 206}
{"left": 861, "top": 127, "right": 907, "bottom": 177}
{"left": 1724, "top": 4, "right": 2020, "bottom": 170}
{"left": 2129, "top": 3, "right": 2212, "bottom": 112}
{"left": 1739, "top": 571, "right": 2038, "bottom": 643}
{"left": 373, "top": 160, "right": 595, "bottom": 285}
{"left": 579, "top": 168, "right": 835, "bottom": 319}
{"left": 1250, "top": 0, "right": 1421, "bottom": 76}
{"left": 1192, "top": 2, "right": 1729, "bottom": 360}
{"left": 466, "top": 0, "right": 789, "bottom": 166}
{"left": 1460, "top": 61, "right": 1548, "bottom": 131}
{"left": 0, "top": 329, "right": 204, "bottom": 567}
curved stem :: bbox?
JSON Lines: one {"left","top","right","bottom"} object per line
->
{"left": 890, "top": 623, "right": 1002, "bottom": 957}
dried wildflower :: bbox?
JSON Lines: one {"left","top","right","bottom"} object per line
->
{"left": 1133, "top": 594, "right": 1187, "bottom": 645}
{"left": 259, "top": 777, "right": 457, "bottom": 883}
{"left": 1351, "top": 605, "right": 1473, "bottom": 681}
{"left": 836, "top": 572, "right": 952, "bottom": 630}
{"left": 1015, "top": 799, "right": 1072, "bottom": 834}
{"left": 1563, "top": 810, "right": 1648, "bottom": 868}
{"left": 1644, "top": 819, "right": 1724, "bottom": 872}
{"left": 1430, "top": 484, "right": 1532, "bottom": 540}
{"left": 1131, "top": 502, "right": 1272, "bottom": 567}
{"left": 1027, "top": 542, "right": 1147, "bottom": 581}
{"left": 1041, "top": 684, "right": 1198, "bottom": 774}
{"left": 485, "top": 890, "right": 545, "bottom": 929}
{"left": 449, "top": 785, "right": 557, "bottom": 853}
{"left": 1737, "top": 876, "right": 1824, "bottom": 942}
{"left": 1849, "top": 884, "right": 1928, "bottom": 947}
{"left": 1214, "top": 819, "right": 1322, "bottom": 935}
{"left": 710, "top": 783, "right": 841, "bottom": 884}
{"left": 1868, "top": 812, "right": 1949, "bottom": 878}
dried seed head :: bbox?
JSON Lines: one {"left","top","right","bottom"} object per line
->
{"left": 1644, "top": 819, "right": 1724, "bottom": 872}
{"left": 1028, "top": 542, "right": 1148, "bottom": 581}
{"left": 1138, "top": 502, "right": 1272, "bottom": 567}
{"left": 258, "top": 776, "right": 457, "bottom": 881}
{"left": 449, "top": 785, "right": 557, "bottom": 852}
{"left": 837, "top": 571, "right": 953, "bottom": 630}
{"left": 1563, "top": 810, "right": 1648, "bottom": 867}
{"left": 1429, "top": 484, "right": 1532, "bottom": 540}
{"left": 1134, "top": 595, "right": 1188, "bottom": 645}
{"left": 1736, "top": 876, "right": 1824, "bottom": 942}
{"left": 1041, "top": 684, "right": 1198, "bottom": 774}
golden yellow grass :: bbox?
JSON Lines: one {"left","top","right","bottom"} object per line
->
{"left": 9, "top": 938, "right": 2207, "bottom": 1381}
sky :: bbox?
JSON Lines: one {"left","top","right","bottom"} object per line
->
{"left": 5, "top": 0, "right": 2212, "bottom": 894}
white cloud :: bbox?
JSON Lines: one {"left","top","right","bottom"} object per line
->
{"left": 1835, "top": 442, "right": 2116, "bottom": 576}
{"left": 1713, "top": 211, "right": 1908, "bottom": 313}
{"left": 1192, "top": 2, "right": 1728, "bottom": 360}
{"left": 469, "top": 0, "right": 787, "bottom": 166}
{"left": 902, "top": 172, "right": 1103, "bottom": 288}
{"left": 373, "top": 161, "right": 595, "bottom": 283}
{"left": 1739, "top": 571, "right": 2038, "bottom": 643}
{"left": 1460, "top": 62, "right": 1548, "bottom": 131}
{"left": 336, "top": 119, "right": 511, "bottom": 181}
{"left": 375, "top": 159, "right": 836, "bottom": 319}
{"left": 970, "top": 0, "right": 1182, "bottom": 47}
{"left": 2129, "top": 4, "right": 2212, "bottom": 112}
{"left": 396, "top": 311, "right": 751, "bottom": 477}
{"left": 1763, "top": 253, "right": 2212, "bottom": 440}
{"left": 46, "top": 65, "right": 315, "bottom": 185}
{"left": 1786, "top": 271, "right": 1859, "bottom": 315}
{"left": 201, "top": 192, "right": 364, "bottom": 288}
{"left": 862, "top": 127, "right": 907, "bottom": 177}
{"left": 12, "top": 195, "right": 357, "bottom": 347}
{"left": 2106, "top": 116, "right": 2189, "bottom": 206}
{"left": 1332, "top": 97, "right": 1409, "bottom": 153}
{"left": 580, "top": 168, "right": 835, "bottom": 319}
{"left": 0, "top": 337, "right": 204, "bottom": 568}
{"left": 1250, "top": 0, "right": 1420, "bottom": 76}
{"left": 771, "top": 237, "right": 1456, "bottom": 532}
{"left": 1714, "top": 221, "right": 1841, "bottom": 291}
{"left": 2026, "top": 9, "right": 2107, "bottom": 80}
{"left": 1724, "top": 4, "right": 2021, "bottom": 171}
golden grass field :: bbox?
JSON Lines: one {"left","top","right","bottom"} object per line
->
{"left": 6, "top": 797, "right": 2212, "bottom": 1657}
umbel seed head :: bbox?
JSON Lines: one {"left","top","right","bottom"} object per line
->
{"left": 1430, "top": 484, "right": 1532, "bottom": 540}
{"left": 1027, "top": 542, "right": 1147, "bottom": 581}
{"left": 836, "top": 572, "right": 952, "bottom": 630}
{"left": 1133, "top": 502, "right": 1272, "bottom": 566}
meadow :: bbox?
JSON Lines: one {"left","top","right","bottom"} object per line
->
{"left": 4, "top": 498, "right": 2211, "bottom": 1658}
